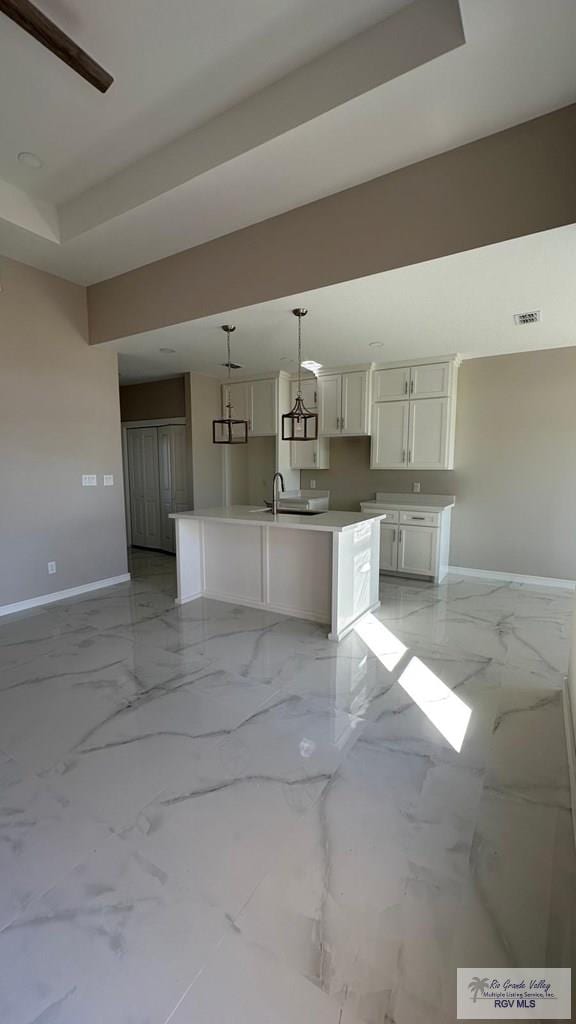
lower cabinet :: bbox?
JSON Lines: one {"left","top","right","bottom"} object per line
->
{"left": 362, "top": 505, "right": 452, "bottom": 582}
{"left": 379, "top": 523, "right": 437, "bottom": 576}
{"left": 397, "top": 524, "right": 437, "bottom": 576}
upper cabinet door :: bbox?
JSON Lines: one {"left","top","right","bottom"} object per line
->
{"left": 341, "top": 371, "right": 369, "bottom": 434}
{"left": 409, "top": 362, "right": 450, "bottom": 398}
{"left": 373, "top": 367, "right": 410, "bottom": 401}
{"left": 250, "top": 379, "right": 276, "bottom": 435}
{"left": 408, "top": 397, "right": 449, "bottom": 469}
{"left": 318, "top": 375, "right": 342, "bottom": 435}
{"left": 223, "top": 381, "right": 249, "bottom": 422}
{"left": 294, "top": 378, "right": 318, "bottom": 410}
{"left": 370, "top": 400, "right": 409, "bottom": 469}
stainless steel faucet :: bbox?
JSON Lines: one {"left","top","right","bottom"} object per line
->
{"left": 271, "top": 472, "right": 285, "bottom": 515}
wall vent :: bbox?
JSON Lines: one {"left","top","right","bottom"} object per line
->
{"left": 221, "top": 361, "right": 242, "bottom": 370}
{"left": 513, "top": 310, "right": 541, "bottom": 325}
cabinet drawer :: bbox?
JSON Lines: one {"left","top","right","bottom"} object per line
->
{"left": 399, "top": 510, "right": 440, "bottom": 527}
{"left": 377, "top": 510, "right": 399, "bottom": 524}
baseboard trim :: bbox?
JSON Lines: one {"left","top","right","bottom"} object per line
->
{"left": 0, "top": 574, "right": 131, "bottom": 618}
{"left": 562, "top": 683, "right": 576, "bottom": 852}
{"left": 448, "top": 566, "right": 576, "bottom": 590}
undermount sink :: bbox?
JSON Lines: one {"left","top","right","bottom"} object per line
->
{"left": 259, "top": 507, "right": 324, "bottom": 516}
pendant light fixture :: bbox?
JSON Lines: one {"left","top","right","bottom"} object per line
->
{"left": 282, "top": 308, "right": 318, "bottom": 441}
{"left": 212, "top": 325, "right": 249, "bottom": 444}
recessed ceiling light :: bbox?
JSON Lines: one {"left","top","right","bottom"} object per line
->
{"left": 17, "top": 151, "right": 43, "bottom": 169}
{"left": 301, "top": 360, "right": 323, "bottom": 373}
{"left": 369, "top": 341, "right": 385, "bottom": 349}
{"left": 159, "top": 347, "right": 176, "bottom": 353}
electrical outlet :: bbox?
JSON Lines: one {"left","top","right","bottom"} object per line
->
{"left": 309, "top": 479, "right": 316, "bottom": 489}
{"left": 412, "top": 481, "right": 421, "bottom": 494}
{"left": 82, "top": 474, "right": 97, "bottom": 487}
{"left": 47, "top": 561, "right": 56, "bottom": 575}
{"left": 103, "top": 474, "right": 114, "bottom": 486}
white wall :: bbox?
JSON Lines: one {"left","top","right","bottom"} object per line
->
{"left": 0, "top": 259, "right": 128, "bottom": 607}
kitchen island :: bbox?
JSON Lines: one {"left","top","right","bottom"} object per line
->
{"left": 170, "top": 506, "right": 385, "bottom": 641}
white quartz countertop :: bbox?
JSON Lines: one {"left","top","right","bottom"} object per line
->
{"left": 361, "top": 493, "right": 455, "bottom": 512}
{"left": 170, "top": 505, "right": 385, "bottom": 533}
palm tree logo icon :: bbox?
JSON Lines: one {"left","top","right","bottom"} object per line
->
{"left": 468, "top": 977, "right": 490, "bottom": 1002}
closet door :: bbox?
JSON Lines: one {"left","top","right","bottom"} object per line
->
{"left": 128, "top": 428, "right": 162, "bottom": 549}
{"left": 158, "top": 425, "right": 189, "bottom": 553}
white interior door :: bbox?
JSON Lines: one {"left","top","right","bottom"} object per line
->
{"left": 373, "top": 367, "right": 409, "bottom": 401}
{"left": 318, "top": 375, "right": 341, "bottom": 435}
{"left": 370, "top": 401, "right": 409, "bottom": 469}
{"left": 128, "top": 427, "right": 162, "bottom": 549}
{"left": 408, "top": 397, "right": 449, "bottom": 469}
{"left": 379, "top": 523, "right": 398, "bottom": 572}
{"left": 158, "top": 425, "right": 189, "bottom": 553}
{"left": 341, "top": 372, "right": 368, "bottom": 435}
{"left": 398, "top": 525, "right": 437, "bottom": 576}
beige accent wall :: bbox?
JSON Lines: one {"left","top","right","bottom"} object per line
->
{"left": 303, "top": 347, "right": 576, "bottom": 580}
{"left": 88, "top": 104, "right": 576, "bottom": 345}
{"left": 0, "top": 259, "right": 128, "bottom": 607}
{"left": 120, "top": 376, "right": 186, "bottom": 421}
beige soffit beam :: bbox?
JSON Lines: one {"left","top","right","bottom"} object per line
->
{"left": 61, "top": 0, "right": 464, "bottom": 240}
{"left": 88, "top": 102, "right": 576, "bottom": 345}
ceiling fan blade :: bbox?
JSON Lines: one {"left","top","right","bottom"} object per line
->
{"left": 0, "top": 0, "right": 113, "bottom": 93}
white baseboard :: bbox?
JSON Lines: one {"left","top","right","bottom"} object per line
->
{"left": 562, "top": 684, "right": 576, "bottom": 852}
{"left": 448, "top": 565, "right": 576, "bottom": 590}
{"left": 0, "top": 574, "right": 131, "bottom": 618}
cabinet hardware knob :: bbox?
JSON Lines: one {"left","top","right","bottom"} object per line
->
{"left": 404, "top": 380, "right": 408, "bottom": 394}
{"left": 402, "top": 449, "right": 406, "bottom": 463}
{"left": 410, "top": 378, "right": 414, "bottom": 393}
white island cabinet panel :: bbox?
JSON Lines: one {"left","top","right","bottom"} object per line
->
{"left": 330, "top": 519, "right": 380, "bottom": 641}
{"left": 203, "top": 521, "right": 263, "bottom": 604}
{"left": 267, "top": 528, "right": 331, "bottom": 621}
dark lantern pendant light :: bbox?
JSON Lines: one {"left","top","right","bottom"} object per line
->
{"left": 212, "top": 325, "right": 249, "bottom": 444}
{"left": 281, "top": 308, "right": 318, "bottom": 441}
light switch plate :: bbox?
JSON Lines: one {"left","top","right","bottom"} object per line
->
{"left": 82, "top": 475, "right": 97, "bottom": 487}
{"left": 47, "top": 561, "right": 56, "bottom": 575}
{"left": 103, "top": 475, "right": 114, "bottom": 486}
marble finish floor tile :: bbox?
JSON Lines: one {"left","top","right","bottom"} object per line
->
{"left": 0, "top": 550, "right": 574, "bottom": 1024}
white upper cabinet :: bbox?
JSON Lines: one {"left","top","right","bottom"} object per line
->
{"left": 373, "top": 366, "right": 410, "bottom": 401}
{"left": 318, "top": 375, "right": 341, "bottom": 435}
{"left": 249, "top": 379, "right": 276, "bottom": 435}
{"left": 409, "top": 362, "right": 451, "bottom": 398}
{"left": 371, "top": 401, "right": 409, "bottom": 469}
{"left": 289, "top": 380, "right": 329, "bottom": 469}
{"left": 341, "top": 371, "right": 369, "bottom": 434}
{"left": 318, "top": 371, "right": 370, "bottom": 436}
{"left": 371, "top": 357, "right": 458, "bottom": 470}
{"left": 408, "top": 397, "right": 449, "bottom": 469}
{"left": 223, "top": 378, "right": 277, "bottom": 436}
{"left": 298, "top": 378, "right": 318, "bottom": 410}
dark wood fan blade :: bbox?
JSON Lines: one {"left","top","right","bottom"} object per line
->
{"left": 0, "top": 0, "right": 113, "bottom": 93}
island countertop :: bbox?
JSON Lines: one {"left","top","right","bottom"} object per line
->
{"left": 170, "top": 505, "right": 385, "bottom": 533}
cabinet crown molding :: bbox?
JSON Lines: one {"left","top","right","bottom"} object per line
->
{"left": 372, "top": 353, "right": 462, "bottom": 371}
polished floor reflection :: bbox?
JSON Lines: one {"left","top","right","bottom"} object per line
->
{"left": 0, "top": 550, "right": 574, "bottom": 1023}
